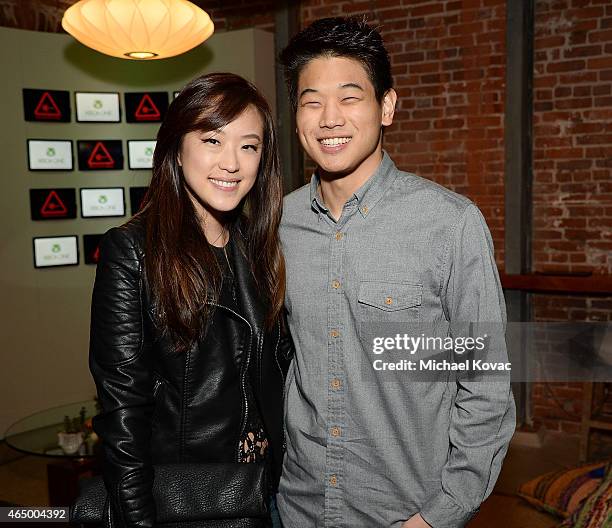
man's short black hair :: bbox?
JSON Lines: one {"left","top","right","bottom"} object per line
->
{"left": 279, "top": 17, "right": 393, "bottom": 109}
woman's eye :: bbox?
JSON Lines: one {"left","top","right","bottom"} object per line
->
{"left": 242, "top": 144, "right": 259, "bottom": 152}
{"left": 202, "top": 137, "right": 219, "bottom": 145}
{"left": 342, "top": 97, "right": 359, "bottom": 102}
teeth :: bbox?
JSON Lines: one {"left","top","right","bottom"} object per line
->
{"left": 320, "top": 137, "right": 351, "bottom": 146}
{"left": 210, "top": 179, "right": 238, "bottom": 188}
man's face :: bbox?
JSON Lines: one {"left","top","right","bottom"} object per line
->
{"left": 295, "top": 55, "right": 395, "bottom": 179}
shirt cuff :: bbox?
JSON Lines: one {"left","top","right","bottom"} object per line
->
{"left": 419, "top": 491, "right": 478, "bottom": 528}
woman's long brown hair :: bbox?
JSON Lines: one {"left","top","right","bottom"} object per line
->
{"left": 138, "top": 73, "right": 285, "bottom": 352}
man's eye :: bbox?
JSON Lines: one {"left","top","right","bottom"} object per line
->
{"left": 342, "top": 97, "right": 359, "bottom": 102}
{"left": 302, "top": 101, "right": 321, "bottom": 107}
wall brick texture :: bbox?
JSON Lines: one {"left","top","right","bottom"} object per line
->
{"left": 531, "top": 0, "right": 612, "bottom": 436}
{"left": 2, "top": 0, "right": 611, "bottom": 436}
{"left": 533, "top": 0, "right": 612, "bottom": 277}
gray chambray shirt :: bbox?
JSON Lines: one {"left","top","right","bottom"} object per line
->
{"left": 277, "top": 152, "right": 516, "bottom": 528}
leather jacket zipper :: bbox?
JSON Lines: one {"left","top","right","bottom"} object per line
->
{"left": 179, "top": 348, "right": 191, "bottom": 461}
{"left": 206, "top": 301, "right": 253, "bottom": 463}
{"left": 152, "top": 377, "right": 163, "bottom": 396}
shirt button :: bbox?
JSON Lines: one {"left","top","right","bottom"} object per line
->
{"left": 335, "top": 232, "right": 343, "bottom": 241}
{"left": 330, "top": 426, "right": 341, "bottom": 437}
{"left": 385, "top": 297, "right": 393, "bottom": 305}
{"left": 361, "top": 205, "right": 369, "bottom": 214}
{"left": 329, "top": 474, "right": 338, "bottom": 486}
{"left": 330, "top": 329, "right": 339, "bottom": 338}
{"left": 331, "top": 378, "right": 342, "bottom": 390}
{"left": 332, "top": 280, "right": 341, "bottom": 289}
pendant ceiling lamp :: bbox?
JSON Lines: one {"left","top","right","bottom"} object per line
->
{"left": 62, "top": 0, "right": 214, "bottom": 60}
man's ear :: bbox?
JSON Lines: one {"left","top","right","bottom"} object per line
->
{"left": 381, "top": 88, "right": 397, "bottom": 127}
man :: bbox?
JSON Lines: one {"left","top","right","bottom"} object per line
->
{"left": 277, "top": 17, "right": 516, "bottom": 528}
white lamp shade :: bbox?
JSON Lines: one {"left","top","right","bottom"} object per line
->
{"left": 62, "top": 0, "right": 214, "bottom": 60}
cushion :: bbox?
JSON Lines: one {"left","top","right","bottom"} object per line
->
{"left": 558, "top": 470, "right": 612, "bottom": 527}
{"left": 518, "top": 461, "right": 611, "bottom": 518}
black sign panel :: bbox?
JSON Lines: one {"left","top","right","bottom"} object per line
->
{"left": 83, "top": 234, "right": 104, "bottom": 265}
{"left": 77, "top": 140, "right": 123, "bottom": 171}
{"left": 125, "top": 92, "right": 168, "bottom": 123}
{"left": 30, "top": 188, "right": 77, "bottom": 220}
{"left": 130, "top": 186, "right": 149, "bottom": 215}
{"left": 23, "top": 89, "right": 70, "bottom": 122}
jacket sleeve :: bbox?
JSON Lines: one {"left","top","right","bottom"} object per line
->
{"left": 279, "top": 312, "right": 295, "bottom": 364}
{"left": 89, "top": 226, "right": 156, "bottom": 528}
{"left": 419, "top": 204, "right": 516, "bottom": 528}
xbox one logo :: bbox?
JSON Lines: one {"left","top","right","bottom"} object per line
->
{"left": 51, "top": 244, "right": 61, "bottom": 253}
{"left": 46, "top": 147, "right": 56, "bottom": 157}
{"left": 93, "top": 99, "right": 103, "bottom": 109}
{"left": 145, "top": 147, "right": 153, "bottom": 156}
{"left": 98, "top": 195, "right": 108, "bottom": 204}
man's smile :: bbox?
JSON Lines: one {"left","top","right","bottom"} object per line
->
{"left": 318, "top": 136, "right": 352, "bottom": 146}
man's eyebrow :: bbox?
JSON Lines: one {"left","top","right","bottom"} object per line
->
{"left": 299, "top": 83, "right": 364, "bottom": 99}
{"left": 298, "top": 88, "right": 318, "bottom": 99}
{"left": 339, "top": 83, "right": 364, "bottom": 91}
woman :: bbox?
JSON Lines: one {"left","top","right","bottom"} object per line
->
{"left": 89, "top": 73, "right": 289, "bottom": 528}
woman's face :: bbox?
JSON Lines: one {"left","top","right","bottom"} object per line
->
{"left": 178, "top": 105, "right": 264, "bottom": 219}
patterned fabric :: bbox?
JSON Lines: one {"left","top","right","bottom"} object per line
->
{"left": 558, "top": 469, "right": 612, "bottom": 528}
{"left": 239, "top": 426, "right": 269, "bottom": 463}
{"left": 518, "top": 461, "right": 612, "bottom": 518}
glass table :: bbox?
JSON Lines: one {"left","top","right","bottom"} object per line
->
{"left": 4, "top": 400, "right": 100, "bottom": 506}
{"left": 4, "top": 400, "right": 98, "bottom": 458}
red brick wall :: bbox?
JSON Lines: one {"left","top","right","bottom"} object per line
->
{"left": 530, "top": 0, "right": 612, "bottom": 435}
{"left": 192, "top": 1, "right": 276, "bottom": 32}
{"left": 533, "top": 0, "right": 612, "bottom": 277}
{"left": 530, "top": 382, "right": 585, "bottom": 434}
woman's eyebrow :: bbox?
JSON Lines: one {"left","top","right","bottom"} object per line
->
{"left": 241, "top": 133, "right": 262, "bottom": 141}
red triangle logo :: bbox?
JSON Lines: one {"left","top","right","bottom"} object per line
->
{"left": 92, "top": 246, "right": 101, "bottom": 263}
{"left": 134, "top": 94, "right": 161, "bottom": 121}
{"left": 34, "top": 91, "right": 62, "bottom": 120}
{"left": 41, "top": 190, "right": 68, "bottom": 217}
{"left": 87, "top": 142, "right": 115, "bottom": 168}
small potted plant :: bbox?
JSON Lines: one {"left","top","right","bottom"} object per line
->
{"left": 57, "top": 407, "right": 87, "bottom": 455}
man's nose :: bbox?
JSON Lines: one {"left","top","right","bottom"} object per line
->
{"left": 319, "top": 101, "right": 345, "bottom": 129}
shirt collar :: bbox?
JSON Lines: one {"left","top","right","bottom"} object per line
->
{"left": 309, "top": 151, "right": 396, "bottom": 218}
{"left": 309, "top": 171, "right": 327, "bottom": 213}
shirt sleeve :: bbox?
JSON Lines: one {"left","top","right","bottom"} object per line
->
{"left": 419, "top": 204, "right": 516, "bottom": 528}
{"left": 89, "top": 227, "right": 156, "bottom": 528}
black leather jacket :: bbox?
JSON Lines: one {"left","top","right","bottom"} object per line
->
{"left": 89, "top": 217, "right": 290, "bottom": 528}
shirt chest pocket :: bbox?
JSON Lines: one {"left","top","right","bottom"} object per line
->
{"left": 357, "top": 281, "right": 423, "bottom": 322}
